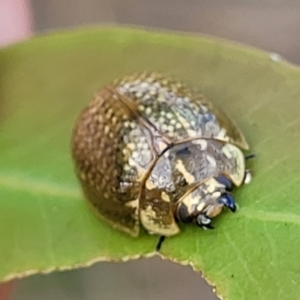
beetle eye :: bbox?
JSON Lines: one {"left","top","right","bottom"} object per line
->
{"left": 177, "top": 203, "right": 193, "bottom": 223}
{"left": 215, "top": 175, "right": 233, "bottom": 191}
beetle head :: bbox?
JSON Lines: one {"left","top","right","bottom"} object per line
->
{"left": 176, "top": 176, "right": 237, "bottom": 229}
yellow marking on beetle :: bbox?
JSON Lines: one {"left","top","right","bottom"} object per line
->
{"left": 161, "top": 124, "right": 168, "bottom": 132}
{"left": 106, "top": 108, "right": 113, "bottom": 117}
{"left": 135, "top": 92, "right": 143, "bottom": 98}
{"left": 127, "top": 143, "right": 135, "bottom": 150}
{"left": 131, "top": 151, "right": 139, "bottom": 159}
{"left": 190, "top": 120, "right": 196, "bottom": 127}
{"left": 111, "top": 116, "right": 118, "bottom": 124}
{"left": 125, "top": 199, "right": 139, "bottom": 209}
{"left": 222, "top": 145, "right": 233, "bottom": 158}
{"left": 223, "top": 144, "right": 245, "bottom": 186}
{"left": 122, "top": 148, "right": 131, "bottom": 160}
{"left": 196, "top": 201, "right": 206, "bottom": 212}
{"left": 138, "top": 104, "right": 145, "bottom": 111}
{"left": 216, "top": 128, "right": 227, "bottom": 139}
{"left": 181, "top": 193, "right": 201, "bottom": 214}
{"left": 97, "top": 115, "right": 103, "bottom": 123}
{"left": 137, "top": 142, "right": 144, "bottom": 149}
{"left": 130, "top": 121, "right": 136, "bottom": 128}
{"left": 123, "top": 164, "right": 131, "bottom": 171}
{"left": 206, "top": 178, "right": 223, "bottom": 193}
{"left": 128, "top": 158, "right": 137, "bottom": 167}
{"left": 140, "top": 206, "right": 180, "bottom": 236}
{"left": 145, "top": 107, "right": 152, "bottom": 115}
{"left": 192, "top": 139, "right": 208, "bottom": 150}
{"left": 166, "top": 112, "right": 173, "bottom": 119}
{"left": 104, "top": 126, "right": 110, "bottom": 134}
{"left": 175, "top": 160, "right": 195, "bottom": 184}
{"left": 156, "top": 140, "right": 169, "bottom": 153}
{"left": 184, "top": 193, "right": 201, "bottom": 206}
{"left": 157, "top": 93, "right": 166, "bottom": 103}
{"left": 187, "top": 129, "right": 197, "bottom": 137}
{"left": 173, "top": 111, "right": 190, "bottom": 129}
{"left": 158, "top": 116, "right": 165, "bottom": 124}
{"left": 140, "top": 82, "right": 149, "bottom": 89}
{"left": 145, "top": 180, "right": 157, "bottom": 190}
{"left": 181, "top": 178, "right": 224, "bottom": 214}
{"left": 150, "top": 89, "right": 158, "bottom": 97}
{"left": 124, "top": 121, "right": 130, "bottom": 128}
{"left": 206, "top": 155, "right": 217, "bottom": 168}
{"left": 167, "top": 125, "right": 175, "bottom": 133}
{"left": 161, "top": 191, "right": 171, "bottom": 202}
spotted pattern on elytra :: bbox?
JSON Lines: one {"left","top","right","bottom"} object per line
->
{"left": 114, "top": 73, "right": 248, "bottom": 149}
{"left": 72, "top": 72, "right": 251, "bottom": 238}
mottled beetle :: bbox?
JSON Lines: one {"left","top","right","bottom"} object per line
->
{"left": 72, "top": 73, "right": 252, "bottom": 248}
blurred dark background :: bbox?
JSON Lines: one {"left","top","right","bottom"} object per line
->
{"left": 11, "top": 1, "right": 300, "bottom": 299}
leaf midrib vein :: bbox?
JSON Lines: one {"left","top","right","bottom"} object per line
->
{"left": 1, "top": 173, "right": 299, "bottom": 226}
{"left": 0, "top": 173, "right": 81, "bottom": 199}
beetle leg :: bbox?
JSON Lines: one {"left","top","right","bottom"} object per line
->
{"left": 217, "top": 193, "right": 236, "bottom": 212}
{"left": 245, "top": 153, "right": 256, "bottom": 160}
{"left": 196, "top": 214, "right": 214, "bottom": 229}
{"left": 155, "top": 235, "right": 166, "bottom": 252}
{"left": 215, "top": 175, "right": 233, "bottom": 191}
{"left": 203, "top": 223, "right": 215, "bottom": 230}
{"left": 196, "top": 193, "right": 236, "bottom": 230}
{"left": 243, "top": 169, "right": 252, "bottom": 184}
{"left": 139, "top": 188, "right": 180, "bottom": 236}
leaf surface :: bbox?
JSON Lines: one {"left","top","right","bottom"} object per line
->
{"left": 1, "top": 27, "right": 300, "bottom": 300}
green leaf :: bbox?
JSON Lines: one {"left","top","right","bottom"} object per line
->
{"left": 1, "top": 27, "right": 300, "bottom": 300}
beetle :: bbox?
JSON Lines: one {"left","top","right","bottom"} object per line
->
{"left": 72, "top": 72, "right": 252, "bottom": 249}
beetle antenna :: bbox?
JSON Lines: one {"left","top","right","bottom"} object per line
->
{"left": 245, "top": 154, "right": 255, "bottom": 160}
{"left": 155, "top": 235, "right": 166, "bottom": 252}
